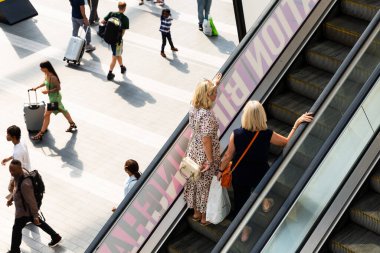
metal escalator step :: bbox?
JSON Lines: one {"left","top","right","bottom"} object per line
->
{"left": 272, "top": 162, "right": 304, "bottom": 198}
{"left": 330, "top": 222, "right": 380, "bottom": 253}
{"left": 306, "top": 40, "right": 350, "bottom": 74}
{"left": 187, "top": 215, "right": 230, "bottom": 243}
{"left": 324, "top": 15, "right": 369, "bottom": 48}
{"left": 267, "top": 92, "right": 313, "bottom": 126}
{"left": 370, "top": 162, "right": 380, "bottom": 194}
{"left": 342, "top": 0, "right": 380, "bottom": 22}
{"left": 306, "top": 40, "right": 379, "bottom": 83}
{"left": 287, "top": 66, "right": 362, "bottom": 113}
{"left": 350, "top": 191, "right": 380, "bottom": 235}
{"left": 167, "top": 230, "right": 215, "bottom": 253}
{"left": 287, "top": 66, "right": 332, "bottom": 100}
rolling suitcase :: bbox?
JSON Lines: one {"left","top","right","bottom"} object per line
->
{"left": 63, "top": 26, "right": 89, "bottom": 65}
{"left": 24, "top": 89, "right": 45, "bottom": 133}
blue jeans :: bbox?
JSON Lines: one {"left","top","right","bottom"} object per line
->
{"left": 71, "top": 17, "right": 91, "bottom": 44}
{"left": 197, "top": 0, "right": 212, "bottom": 25}
{"left": 161, "top": 32, "right": 174, "bottom": 52}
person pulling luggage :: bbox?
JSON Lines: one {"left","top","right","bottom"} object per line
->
{"left": 31, "top": 61, "right": 77, "bottom": 141}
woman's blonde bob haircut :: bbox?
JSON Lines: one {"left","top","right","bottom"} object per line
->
{"left": 241, "top": 100, "right": 268, "bottom": 131}
{"left": 191, "top": 79, "right": 217, "bottom": 109}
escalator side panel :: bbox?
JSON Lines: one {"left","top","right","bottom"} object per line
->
{"left": 92, "top": 0, "right": 323, "bottom": 252}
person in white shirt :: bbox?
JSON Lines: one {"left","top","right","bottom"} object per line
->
{"left": 112, "top": 159, "right": 141, "bottom": 212}
{"left": 2, "top": 125, "right": 31, "bottom": 171}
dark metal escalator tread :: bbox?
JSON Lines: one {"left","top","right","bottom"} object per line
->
{"left": 167, "top": 230, "right": 215, "bottom": 253}
{"left": 342, "top": 0, "right": 380, "bottom": 22}
{"left": 186, "top": 215, "right": 231, "bottom": 243}
{"left": 324, "top": 15, "right": 370, "bottom": 47}
{"left": 350, "top": 191, "right": 380, "bottom": 235}
{"left": 330, "top": 222, "right": 380, "bottom": 253}
{"left": 267, "top": 92, "right": 314, "bottom": 126}
{"left": 370, "top": 164, "right": 380, "bottom": 194}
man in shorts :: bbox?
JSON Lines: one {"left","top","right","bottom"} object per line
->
{"left": 101, "top": 1, "right": 129, "bottom": 81}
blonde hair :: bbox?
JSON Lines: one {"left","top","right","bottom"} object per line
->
{"left": 191, "top": 79, "right": 217, "bottom": 109}
{"left": 241, "top": 101, "right": 267, "bottom": 131}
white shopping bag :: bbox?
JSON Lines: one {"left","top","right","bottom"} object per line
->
{"left": 203, "top": 19, "right": 212, "bottom": 36}
{"left": 206, "top": 176, "right": 231, "bottom": 224}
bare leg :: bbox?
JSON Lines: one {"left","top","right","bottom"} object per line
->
{"left": 116, "top": 56, "right": 123, "bottom": 66}
{"left": 193, "top": 209, "right": 201, "bottom": 220}
{"left": 109, "top": 56, "right": 117, "bottom": 72}
{"left": 62, "top": 111, "right": 74, "bottom": 124}
{"left": 32, "top": 110, "right": 51, "bottom": 140}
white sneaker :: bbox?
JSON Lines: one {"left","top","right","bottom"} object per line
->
{"left": 85, "top": 44, "right": 96, "bottom": 52}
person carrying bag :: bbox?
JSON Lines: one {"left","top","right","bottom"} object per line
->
{"left": 221, "top": 131, "right": 259, "bottom": 188}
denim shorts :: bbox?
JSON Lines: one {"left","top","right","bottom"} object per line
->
{"left": 111, "top": 41, "right": 123, "bottom": 56}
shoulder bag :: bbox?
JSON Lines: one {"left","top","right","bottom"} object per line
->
{"left": 179, "top": 112, "right": 202, "bottom": 181}
{"left": 221, "top": 131, "right": 260, "bottom": 188}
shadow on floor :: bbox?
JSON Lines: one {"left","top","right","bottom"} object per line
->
{"left": 29, "top": 130, "right": 83, "bottom": 177}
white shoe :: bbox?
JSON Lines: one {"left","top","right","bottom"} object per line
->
{"left": 85, "top": 44, "right": 96, "bottom": 52}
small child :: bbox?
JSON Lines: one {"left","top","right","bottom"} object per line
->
{"left": 159, "top": 8, "right": 178, "bottom": 58}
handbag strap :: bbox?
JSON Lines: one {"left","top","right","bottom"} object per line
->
{"left": 231, "top": 131, "right": 260, "bottom": 174}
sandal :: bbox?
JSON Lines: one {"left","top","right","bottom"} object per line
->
{"left": 66, "top": 122, "right": 77, "bottom": 132}
{"left": 31, "top": 131, "right": 45, "bottom": 141}
{"left": 200, "top": 221, "right": 211, "bottom": 226}
{"left": 192, "top": 215, "right": 201, "bottom": 222}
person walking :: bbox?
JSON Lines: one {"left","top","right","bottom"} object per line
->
{"left": 31, "top": 61, "right": 77, "bottom": 141}
{"left": 88, "top": 0, "right": 100, "bottom": 25}
{"left": 183, "top": 73, "right": 222, "bottom": 226}
{"left": 2, "top": 125, "right": 31, "bottom": 171}
{"left": 112, "top": 159, "right": 141, "bottom": 212}
{"left": 6, "top": 160, "right": 62, "bottom": 253}
{"left": 101, "top": 1, "right": 129, "bottom": 81}
{"left": 197, "top": 0, "right": 212, "bottom": 31}
{"left": 159, "top": 8, "right": 178, "bottom": 58}
{"left": 69, "top": 0, "right": 96, "bottom": 52}
{"left": 218, "top": 101, "right": 313, "bottom": 242}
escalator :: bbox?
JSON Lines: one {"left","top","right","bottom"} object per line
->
{"left": 160, "top": 0, "right": 380, "bottom": 252}
{"left": 328, "top": 160, "right": 380, "bottom": 253}
{"left": 87, "top": 1, "right": 380, "bottom": 252}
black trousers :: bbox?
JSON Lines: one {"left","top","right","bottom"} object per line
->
{"left": 161, "top": 32, "right": 174, "bottom": 52}
{"left": 11, "top": 216, "right": 58, "bottom": 252}
{"left": 88, "top": 0, "right": 99, "bottom": 23}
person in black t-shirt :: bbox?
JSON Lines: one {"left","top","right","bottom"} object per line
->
{"left": 101, "top": 1, "right": 129, "bottom": 81}
{"left": 69, "top": 0, "right": 96, "bottom": 52}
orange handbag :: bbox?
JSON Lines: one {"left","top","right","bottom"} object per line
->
{"left": 221, "top": 131, "right": 260, "bottom": 188}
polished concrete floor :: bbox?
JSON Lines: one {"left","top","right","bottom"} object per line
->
{"left": 0, "top": 0, "right": 239, "bottom": 252}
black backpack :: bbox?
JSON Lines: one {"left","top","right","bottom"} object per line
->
{"left": 19, "top": 170, "right": 45, "bottom": 210}
{"left": 103, "top": 16, "right": 122, "bottom": 45}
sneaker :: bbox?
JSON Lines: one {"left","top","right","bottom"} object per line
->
{"left": 161, "top": 52, "right": 166, "bottom": 58}
{"left": 90, "top": 21, "right": 99, "bottom": 26}
{"left": 199, "top": 24, "right": 203, "bottom": 31}
{"left": 171, "top": 47, "right": 178, "bottom": 52}
{"left": 120, "top": 65, "right": 126, "bottom": 74}
{"left": 85, "top": 44, "right": 96, "bottom": 52}
{"left": 139, "top": 1, "right": 143, "bottom": 5}
{"left": 48, "top": 234, "right": 62, "bottom": 247}
{"left": 107, "top": 72, "right": 115, "bottom": 81}
{"left": 7, "top": 250, "right": 21, "bottom": 253}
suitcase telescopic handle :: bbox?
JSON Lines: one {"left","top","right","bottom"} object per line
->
{"left": 80, "top": 26, "right": 90, "bottom": 41}
{"left": 27, "top": 89, "right": 38, "bottom": 105}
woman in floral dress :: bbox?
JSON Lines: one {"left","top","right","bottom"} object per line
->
{"left": 184, "top": 73, "right": 222, "bottom": 225}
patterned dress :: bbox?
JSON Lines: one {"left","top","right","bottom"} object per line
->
{"left": 45, "top": 79, "right": 67, "bottom": 115}
{"left": 184, "top": 106, "right": 221, "bottom": 213}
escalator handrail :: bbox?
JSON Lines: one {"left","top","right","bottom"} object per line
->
{"left": 212, "top": 7, "right": 380, "bottom": 253}
{"left": 252, "top": 10, "right": 380, "bottom": 253}
{"left": 85, "top": 2, "right": 280, "bottom": 252}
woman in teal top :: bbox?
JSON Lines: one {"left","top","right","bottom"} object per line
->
{"left": 31, "top": 61, "right": 77, "bottom": 141}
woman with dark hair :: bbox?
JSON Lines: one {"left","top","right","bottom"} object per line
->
{"left": 123, "top": 159, "right": 141, "bottom": 195}
{"left": 112, "top": 159, "right": 141, "bottom": 212}
{"left": 31, "top": 61, "right": 77, "bottom": 141}
{"left": 32, "top": 61, "right": 77, "bottom": 141}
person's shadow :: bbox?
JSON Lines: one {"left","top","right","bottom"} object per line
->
{"left": 112, "top": 73, "right": 156, "bottom": 107}
{"left": 207, "top": 34, "right": 237, "bottom": 55}
{"left": 164, "top": 52, "right": 189, "bottom": 73}
{"left": 29, "top": 131, "right": 83, "bottom": 178}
